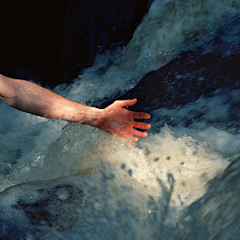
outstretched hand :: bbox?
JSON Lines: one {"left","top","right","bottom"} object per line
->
{"left": 97, "top": 98, "right": 151, "bottom": 142}
{"left": 0, "top": 75, "right": 150, "bottom": 141}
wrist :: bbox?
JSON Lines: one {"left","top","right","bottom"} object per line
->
{"left": 73, "top": 105, "right": 103, "bottom": 128}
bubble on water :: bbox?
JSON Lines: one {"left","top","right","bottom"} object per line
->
{"left": 56, "top": 188, "right": 69, "bottom": 201}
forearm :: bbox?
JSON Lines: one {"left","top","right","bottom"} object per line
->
{"left": 0, "top": 74, "right": 151, "bottom": 141}
{"left": 0, "top": 74, "right": 102, "bottom": 126}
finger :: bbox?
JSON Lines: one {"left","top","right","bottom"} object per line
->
{"left": 133, "top": 112, "right": 151, "bottom": 119}
{"left": 130, "top": 128, "right": 148, "bottom": 138}
{"left": 133, "top": 122, "right": 151, "bottom": 129}
{"left": 120, "top": 131, "right": 139, "bottom": 142}
{"left": 119, "top": 98, "right": 137, "bottom": 107}
{"left": 124, "top": 133, "right": 139, "bottom": 142}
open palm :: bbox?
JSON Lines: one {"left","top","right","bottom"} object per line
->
{"left": 98, "top": 99, "right": 151, "bottom": 142}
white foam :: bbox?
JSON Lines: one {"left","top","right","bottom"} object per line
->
{"left": 120, "top": 0, "right": 240, "bottom": 72}
{"left": 0, "top": 1, "right": 238, "bottom": 237}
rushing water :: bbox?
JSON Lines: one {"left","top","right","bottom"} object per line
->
{"left": 1, "top": 0, "right": 240, "bottom": 239}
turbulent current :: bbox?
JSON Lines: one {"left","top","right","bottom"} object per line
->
{"left": 1, "top": 0, "right": 240, "bottom": 239}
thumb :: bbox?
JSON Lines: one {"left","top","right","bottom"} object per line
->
{"left": 119, "top": 98, "right": 137, "bottom": 107}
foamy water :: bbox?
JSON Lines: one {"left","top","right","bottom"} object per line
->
{"left": 0, "top": 0, "right": 240, "bottom": 239}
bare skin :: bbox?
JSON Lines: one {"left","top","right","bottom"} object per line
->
{"left": 0, "top": 74, "right": 151, "bottom": 142}
{"left": 97, "top": 99, "right": 151, "bottom": 142}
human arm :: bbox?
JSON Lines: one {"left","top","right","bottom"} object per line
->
{"left": 0, "top": 74, "right": 151, "bottom": 142}
{"left": 0, "top": 74, "right": 102, "bottom": 125}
